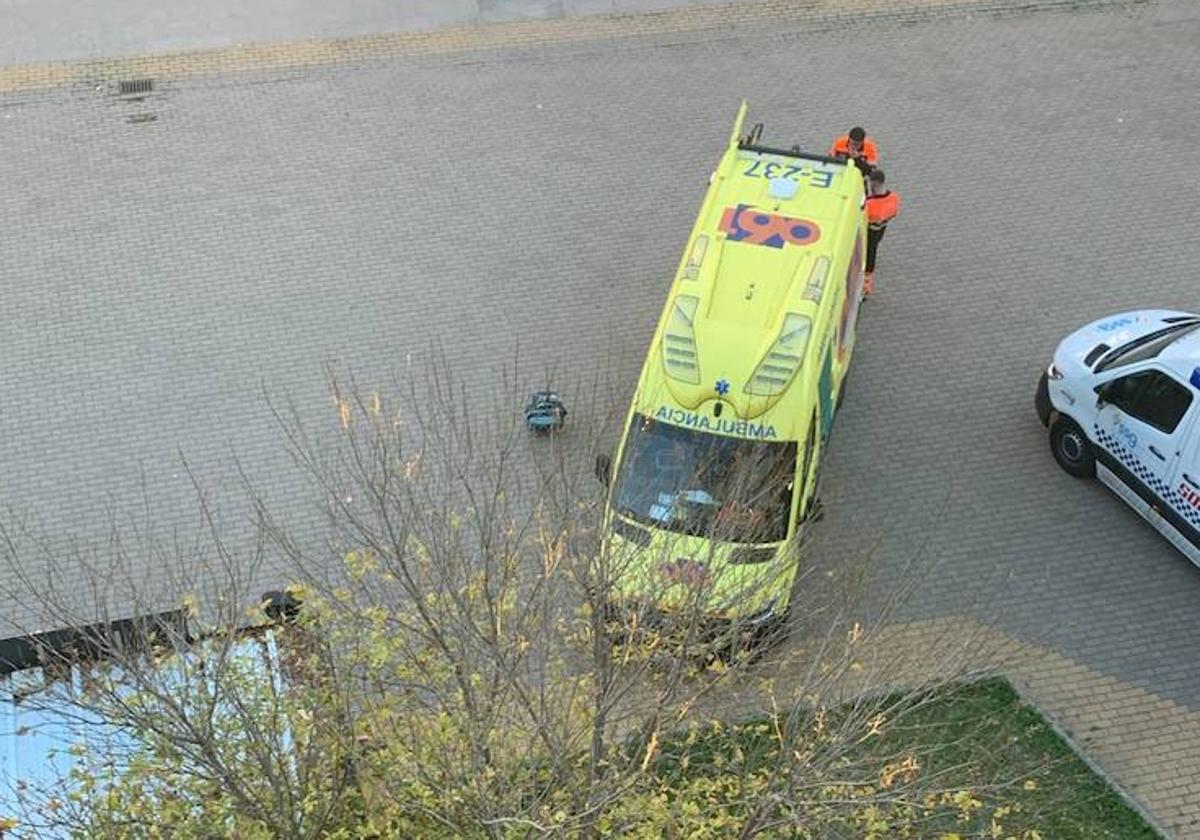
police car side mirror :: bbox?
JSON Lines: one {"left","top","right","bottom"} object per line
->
{"left": 594, "top": 453, "right": 612, "bottom": 487}
{"left": 1093, "top": 382, "right": 1109, "bottom": 405}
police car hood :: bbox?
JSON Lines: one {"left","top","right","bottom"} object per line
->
{"left": 1055, "top": 309, "right": 1200, "bottom": 372}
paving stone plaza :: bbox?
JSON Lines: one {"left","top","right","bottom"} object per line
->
{"left": 2, "top": 0, "right": 1199, "bottom": 834}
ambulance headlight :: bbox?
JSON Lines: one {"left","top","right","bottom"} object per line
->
{"left": 745, "top": 314, "right": 812, "bottom": 396}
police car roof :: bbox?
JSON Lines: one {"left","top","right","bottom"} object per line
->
{"left": 1158, "top": 321, "right": 1200, "bottom": 375}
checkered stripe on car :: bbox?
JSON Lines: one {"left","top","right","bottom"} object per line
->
{"left": 1094, "top": 426, "right": 1200, "bottom": 529}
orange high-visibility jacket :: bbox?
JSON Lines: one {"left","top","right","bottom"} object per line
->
{"left": 866, "top": 191, "right": 900, "bottom": 231}
{"left": 828, "top": 135, "right": 879, "bottom": 165}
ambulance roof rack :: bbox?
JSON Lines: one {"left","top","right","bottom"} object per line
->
{"left": 736, "top": 120, "right": 846, "bottom": 166}
{"left": 737, "top": 140, "right": 846, "bottom": 166}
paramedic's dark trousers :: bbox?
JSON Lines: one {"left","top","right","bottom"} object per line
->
{"left": 866, "top": 227, "right": 887, "bottom": 273}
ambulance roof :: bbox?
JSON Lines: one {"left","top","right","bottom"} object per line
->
{"left": 688, "top": 144, "right": 861, "bottom": 329}
{"left": 653, "top": 135, "right": 864, "bottom": 427}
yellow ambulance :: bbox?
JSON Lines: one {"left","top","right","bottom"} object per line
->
{"left": 595, "top": 102, "right": 868, "bottom": 641}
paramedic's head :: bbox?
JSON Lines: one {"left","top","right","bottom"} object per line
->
{"left": 847, "top": 126, "right": 866, "bottom": 152}
{"left": 868, "top": 168, "right": 886, "bottom": 194}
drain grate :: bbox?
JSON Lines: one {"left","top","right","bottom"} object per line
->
{"left": 118, "top": 79, "right": 154, "bottom": 96}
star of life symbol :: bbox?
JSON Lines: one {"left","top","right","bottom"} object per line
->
{"left": 715, "top": 379, "right": 730, "bottom": 396}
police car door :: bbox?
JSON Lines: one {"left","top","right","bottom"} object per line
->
{"left": 1093, "top": 367, "right": 1195, "bottom": 525}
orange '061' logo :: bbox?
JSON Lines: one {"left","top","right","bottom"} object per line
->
{"left": 720, "top": 204, "right": 821, "bottom": 249}
{"left": 660, "top": 559, "right": 709, "bottom": 586}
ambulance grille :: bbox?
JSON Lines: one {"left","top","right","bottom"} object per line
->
{"left": 663, "top": 296, "right": 701, "bottom": 384}
{"left": 663, "top": 334, "right": 698, "bottom": 376}
{"left": 747, "top": 351, "right": 803, "bottom": 393}
{"left": 729, "top": 545, "right": 776, "bottom": 565}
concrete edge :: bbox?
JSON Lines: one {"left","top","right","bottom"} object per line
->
{"left": 0, "top": 0, "right": 1143, "bottom": 95}
{"left": 1007, "top": 679, "right": 1173, "bottom": 840}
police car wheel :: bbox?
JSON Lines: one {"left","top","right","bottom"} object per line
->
{"left": 1050, "top": 417, "right": 1095, "bottom": 479}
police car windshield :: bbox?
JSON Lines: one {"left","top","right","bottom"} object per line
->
{"left": 613, "top": 414, "right": 796, "bottom": 544}
{"left": 1096, "top": 321, "right": 1200, "bottom": 372}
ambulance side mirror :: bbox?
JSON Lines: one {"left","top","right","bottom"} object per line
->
{"left": 1094, "top": 382, "right": 1109, "bottom": 406}
{"left": 594, "top": 453, "right": 612, "bottom": 487}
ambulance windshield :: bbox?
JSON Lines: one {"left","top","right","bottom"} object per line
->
{"left": 612, "top": 414, "right": 796, "bottom": 544}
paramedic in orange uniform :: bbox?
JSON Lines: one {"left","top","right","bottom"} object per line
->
{"left": 864, "top": 169, "right": 900, "bottom": 296}
{"left": 828, "top": 126, "right": 879, "bottom": 175}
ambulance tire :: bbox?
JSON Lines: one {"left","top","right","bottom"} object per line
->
{"left": 727, "top": 610, "right": 790, "bottom": 664}
{"left": 1050, "top": 417, "right": 1095, "bottom": 479}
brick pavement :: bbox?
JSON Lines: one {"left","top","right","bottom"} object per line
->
{"left": 0, "top": 0, "right": 796, "bottom": 66}
{"left": 0, "top": 0, "right": 1136, "bottom": 92}
{"left": 2, "top": 0, "right": 1199, "bottom": 833}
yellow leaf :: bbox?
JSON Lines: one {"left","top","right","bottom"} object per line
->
{"left": 180, "top": 593, "right": 200, "bottom": 619}
{"left": 641, "top": 730, "right": 659, "bottom": 772}
{"left": 1023, "top": 779, "right": 1038, "bottom": 791}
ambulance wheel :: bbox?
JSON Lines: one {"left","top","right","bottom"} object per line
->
{"left": 751, "top": 612, "right": 790, "bottom": 650}
{"left": 1050, "top": 417, "right": 1095, "bottom": 479}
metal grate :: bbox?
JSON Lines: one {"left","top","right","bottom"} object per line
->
{"left": 118, "top": 79, "right": 154, "bottom": 95}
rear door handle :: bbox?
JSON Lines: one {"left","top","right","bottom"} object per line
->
{"left": 1148, "top": 445, "right": 1166, "bottom": 461}
{"left": 1184, "top": 473, "right": 1199, "bottom": 489}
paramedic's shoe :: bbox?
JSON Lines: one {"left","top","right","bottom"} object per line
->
{"left": 863, "top": 271, "right": 875, "bottom": 296}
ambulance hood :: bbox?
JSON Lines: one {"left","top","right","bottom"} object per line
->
{"left": 1054, "top": 310, "right": 1200, "bottom": 374}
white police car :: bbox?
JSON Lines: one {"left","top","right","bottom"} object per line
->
{"left": 1036, "top": 310, "right": 1200, "bottom": 566}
